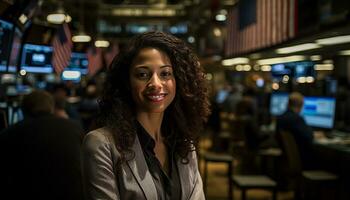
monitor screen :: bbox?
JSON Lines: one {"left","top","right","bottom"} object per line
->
{"left": 7, "top": 106, "right": 24, "bottom": 125}
{"left": 301, "top": 96, "right": 336, "bottom": 129}
{"left": 8, "top": 27, "right": 22, "bottom": 73}
{"left": 216, "top": 89, "right": 229, "bottom": 104}
{"left": 20, "top": 43, "right": 53, "bottom": 73}
{"left": 64, "top": 52, "right": 88, "bottom": 74}
{"left": 270, "top": 93, "right": 289, "bottom": 116}
{"left": 0, "top": 19, "right": 13, "bottom": 72}
{"left": 271, "top": 61, "right": 315, "bottom": 81}
{"left": 61, "top": 70, "right": 81, "bottom": 82}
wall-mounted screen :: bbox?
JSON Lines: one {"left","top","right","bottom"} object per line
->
{"left": 64, "top": 52, "right": 88, "bottom": 75}
{"left": 301, "top": 96, "right": 336, "bottom": 129}
{"left": 270, "top": 92, "right": 289, "bottom": 116}
{"left": 20, "top": 43, "right": 53, "bottom": 73}
{"left": 271, "top": 61, "right": 315, "bottom": 81}
{"left": 0, "top": 19, "right": 13, "bottom": 72}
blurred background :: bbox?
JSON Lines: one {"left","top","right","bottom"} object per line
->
{"left": 1, "top": 0, "right": 350, "bottom": 200}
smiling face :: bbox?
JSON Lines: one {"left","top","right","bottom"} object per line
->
{"left": 129, "top": 48, "right": 176, "bottom": 114}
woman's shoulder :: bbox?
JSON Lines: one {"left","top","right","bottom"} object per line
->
{"left": 83, "top": 127, "right": 116, "bottom": 153}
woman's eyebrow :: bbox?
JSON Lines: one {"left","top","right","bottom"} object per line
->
{"left": 160, "top": 64, "right": 172, "bottom": 68}
{"left": 133, "top": 64, "right": 172, "bottom": 69}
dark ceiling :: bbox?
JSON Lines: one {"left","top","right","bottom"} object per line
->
{"left": 1, "top": 0, "right": 230, "bottom": 48}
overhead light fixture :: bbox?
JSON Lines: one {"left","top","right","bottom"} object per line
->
{"left": 19, "top": 14, "right": 28, "bottom": 24}
{"left": 276, "top": 43, "right": 321, "bottom": 54}
{"left": 215, "top": 14, "right": 226, "bottom": 21}
{"left": 316, "top": 35, "right": 350, "bottom": 45}
{"left": 72, "top": 32, "right": 91, "bottom": 42}
{"left": 257, "top": 55, "right": 306, "bottom": 65}
{"left": 222, "top": 57, "right": 249, "bottom": 66}
{"left": 314, "top": 64, "right": 334, "bottom": 71}
{"left": 323, "top": 59, "right": 333, "bottom": 64}
{"left": 310, "top": 55, "right": 322, "bottom": 61}
{"left": 47, "top": 7, "right": 71, "bottom": 24}
{"left": 215, "top": 9, "right": 227, "bottom": 21}
{"left": 95, "top": 40, "right": 110, "bottom": 48}
{"left": 339, "top": 50, "right": 350, "bottom": 56}
{"left": 261, "top": 65, "right": 271, "bottom": 71}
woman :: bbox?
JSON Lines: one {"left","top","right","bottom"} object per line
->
{"left": 82, "top": 31, "right": 210, "bottom": 200}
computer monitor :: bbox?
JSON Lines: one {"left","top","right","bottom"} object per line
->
{"left": 271, "top": 61, "right": 315, "bottom": 81}
{"left": 0, "top": 19, "right": 13, "bottom": 72}
{"left": 64, "top": 52, "right": 88, "bottom": 75}
{"left": 20, "top": 43, "right": 53, "bottom": 73}
{"left": 8, "top": 27, "right": 22, "bottom": 73}
{"left": 61, "top": 70, "right": 81, "bottom": 82}
{"left": 301, "top": 96, "right": 336, "bottom": 129}
{"left": 270, "top": 92, "right": 289, "bottom": 116}
{"left": 216, "top": 89, "right": 229, "bottom": 104}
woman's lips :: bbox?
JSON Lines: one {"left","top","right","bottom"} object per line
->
{"left": 145, "top": 93, "right": 167, "bottom": 102}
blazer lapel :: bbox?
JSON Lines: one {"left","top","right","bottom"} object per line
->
{"left": 126, "top": 136, "right": 157, "bottom": 200}
{"left": 177, "top": 156, "right": 193, "bottom": 200}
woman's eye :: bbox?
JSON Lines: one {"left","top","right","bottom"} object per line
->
{"left": 137, "top": 72, "right": 149, "bottom": 79}
{"left": 160, "top": 71, "right": 172, "bottom": 78}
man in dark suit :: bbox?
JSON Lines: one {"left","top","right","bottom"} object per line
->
{"left": 277, "top": 92, "right": 314, "bottom": 169}
{"left": 0, "top": 90, "right": 84, "bottom": 200}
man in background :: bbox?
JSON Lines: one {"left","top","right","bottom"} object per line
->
{"left": 0, "top": 90, "right": 84, "bottom": 200}
{"left": 276, "top": 92, "right": 314, "bottom": 169}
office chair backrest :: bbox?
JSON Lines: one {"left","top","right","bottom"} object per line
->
{"left": 0, "top": 110, "right": 8, "bottom": 131}
{"left": 277, "top": 130, "right": 302, "bottom": 176}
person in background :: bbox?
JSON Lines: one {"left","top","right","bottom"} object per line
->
{"left": 276, "top": 92, "right": 314, "bottom": 169}
{"left": 52, "top": 83, "right": 82, "bottom": 122}
{"left": 0, "top": 90, "right": 84, "bottom": 200}
{"left": 54, "top": 94, "right": 69, "bottom": 119}
{"left": 82, "top": 31, "right": 210, "bottom": 200}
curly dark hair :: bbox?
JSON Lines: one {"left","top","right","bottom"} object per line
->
{"left": 98, "top": 31, "right": 210, "bottom": 162}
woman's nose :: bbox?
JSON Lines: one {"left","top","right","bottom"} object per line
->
{"left": 147, "top": 73, "right": 162, "bottom": 89}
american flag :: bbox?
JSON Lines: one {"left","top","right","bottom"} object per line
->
{"left": 87, "top": 47, "right": 103, "bottom": 76}
{"left": 225, "top": 0, "right": 297, "bottom": 57}
{"left": 104, "top": 42, "right": 119, "bottom": 69}
{"left": 52, "top": 23, "right": 73, "bottom": 74}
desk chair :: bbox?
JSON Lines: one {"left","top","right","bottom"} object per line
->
{"left": 278, "top": 130, "right": 338, "bottom": 200}
{"left": 232, "top": 175, "right": 277, "bottom": 200}
{"left": 201, "top": 151, "right": 233, "bottom": 200}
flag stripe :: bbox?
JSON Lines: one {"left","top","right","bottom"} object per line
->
{"left": 52, "top": 23, "right": 72, "bottom": 74}
{"left": 226, "top": 0, "right": 297, "bottom": 57}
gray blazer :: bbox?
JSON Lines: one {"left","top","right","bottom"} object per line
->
{"left": 82, "top": 127, "right": 205, "bottom": 200}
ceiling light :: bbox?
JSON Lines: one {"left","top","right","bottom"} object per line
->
{"left": 339, "top": 50, "right": 350, "bottom": 56}
{"left": 47, "top": 13, "right": 66, "bottom": 24}
{"left": 297, "top": 77, "right": 306, "bottom": 83}
{"left": 19, "top": 14, "right": 28, "bottom": 24}
{"left": 243, "top": 65, "right": 251, "bottom": 71}
{"left": 261, "top": 65, "right": 271, "bottom": 71}
{"left": 95, "top": 40, "right": 110, "bottom": 48}
{"left": 276, "top": 43, "right": 321, "bottom": 54}
{"left": 306, "top": 76, "right": 315, "bottom": 83}
{"left": 235, "top": 65, "right": 243, "bottom": 71}
{"left": 72, "top": 33, "right": 91, "bottom": 42}
{"left": 323, "top": 59, "right": 333, "bottom": 64}
{"left": 314, "top": 64, "right": 334, "bottom": 71}
{"left": 257, "top": 55, "right": 306, "bottom": 65}
{"left": 316, "top": 35, "right": 350, "bottom": 45}
{"left": 215, "top": 14, "right": 226, "bottom": 21}
{"left": 65, "top": 15, "right": 72, "bottom": 23}
{"left": 222, "top": 57, "right": 249, "bottom": 66}
{"left": 310, "top": 55, "right": 321, "bottom": 61}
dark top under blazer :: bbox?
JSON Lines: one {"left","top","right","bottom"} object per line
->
{"left": 82, "top": 127, "right": 205, "bottom": 200}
